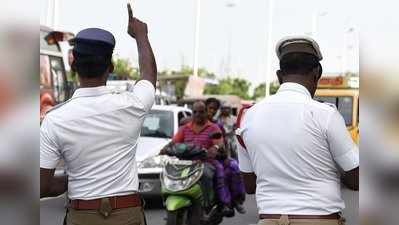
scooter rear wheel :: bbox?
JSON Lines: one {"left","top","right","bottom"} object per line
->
{"left": 166, "top": 209, "right": 188, "bottom": 225}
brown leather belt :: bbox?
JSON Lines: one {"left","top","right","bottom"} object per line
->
{"left": 259, "top": 213, "right": 340, "bottom": 220}
{"left": 70, "top": 194, "right": 141, "bottom": 210}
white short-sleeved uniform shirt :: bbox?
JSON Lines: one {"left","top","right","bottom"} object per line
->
{"left": 238, "top": 82, "right": 359, "bottom": 215}
{"left": 40, "top": 80, "right": 155, "bottom": 200}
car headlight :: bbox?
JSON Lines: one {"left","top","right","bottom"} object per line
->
{"left": 138, "top": 155, "right": 168, "bottom": 169}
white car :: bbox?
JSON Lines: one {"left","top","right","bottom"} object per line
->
{"left": 136, "top": 105, "right": 192, "bottom": 197}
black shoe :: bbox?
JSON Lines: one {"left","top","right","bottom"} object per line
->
{"left": 221, "top": 205, "right": 235, "bottom": 218}
{"left": 233, "top": 202, "right": 246, "bottom": 214}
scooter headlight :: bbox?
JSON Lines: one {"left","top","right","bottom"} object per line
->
{"left": 138, "top": 155, "right": 168, "bottom": 169}
{"left": 163, "top": 169, "right": 202, "bottom": 192}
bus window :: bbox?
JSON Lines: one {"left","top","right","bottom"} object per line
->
{"left": 40, "top": 55, "right": 51, "bottom": 88}
{"left": 338, "top": 96, "right": 353, "bottom": 126}
{"left": 357, "top": 99, "right": 359, "bottom": 125}
{"left": 40, "top": 31, "right": 61, "bottom": 52}
{"left": 314, "top": 96, "right": 353, "bottom": 126}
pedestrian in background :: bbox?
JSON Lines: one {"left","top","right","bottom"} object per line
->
{"left": 237, "top": 36, "right": 359, "bottom": 225}
{"left": 218, "top": 105, "right": 238, "bottom": 159}
{"left": 40, "top": 4, "right": 157, "bottom": 225}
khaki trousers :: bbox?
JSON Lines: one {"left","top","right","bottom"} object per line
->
{"left": 258, "top": 215, "right": 346, "bottom": 225}
{"left": 66, "top": 206, "right": 146, "bottom": 225}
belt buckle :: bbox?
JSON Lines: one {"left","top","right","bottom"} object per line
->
{"left": 278, "top": 215, "right": 290, "bottom": 225}
{"left": 98, "top": 198, "right": 112, "bottom": 218}
{"left": 338, "top": 212, "right": 346, "bottom": 225}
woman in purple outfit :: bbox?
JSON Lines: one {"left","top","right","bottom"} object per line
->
{"left": 205, "top": 98, "right": 246, "bottom": 214}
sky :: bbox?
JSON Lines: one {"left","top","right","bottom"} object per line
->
{"left": 40, "top": 0, "right": 360, "bottom": 86}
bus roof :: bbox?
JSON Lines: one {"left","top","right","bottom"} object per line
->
{"left": 318, "top": 76, "right": 359, "bottom": 89}
{"left": 315, "top": 88, "right": 359, "bottom": 97}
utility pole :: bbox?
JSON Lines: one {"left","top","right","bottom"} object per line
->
{"left": 265, "top": 0, "right": 274, "bottom": 97}
{"left": 225, "top": 1, "right": 236, "bottom": 76}
{"left": 343, "top": 26, "right": 355, "bottom": 75}
{"left": 53, "top": 0, "right": 59, "bottom": 29}
{"left": 46, "top": 0, "right": 59, "bottom": 29}
{"left": 193, "top": 0, "right": 201, "bottom": 77}
{"left": 311, "top": 10, "right": 328, "bottom": 39}
{"left": 46, "top": 0, "right": 53, "bottom": 27}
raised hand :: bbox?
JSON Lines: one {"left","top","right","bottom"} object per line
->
{"left": 126, "top": 3, "right": 157, "bottom": 87}
{"left": 127, "top": 3, "right": 148, "bottom": 39}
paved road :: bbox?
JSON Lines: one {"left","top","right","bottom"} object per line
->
{"left": 40, "top": 188, "right": 358, "bottom": 225}
{"left": 142, "top": 194, "right": 259, "bottom": 225}
{"left": 143, "top": 188, "right": 358, "bottom": 225}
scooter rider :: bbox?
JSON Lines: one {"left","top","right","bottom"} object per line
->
{"left": 161, "top": 101, "right": 234, "bottom": 216}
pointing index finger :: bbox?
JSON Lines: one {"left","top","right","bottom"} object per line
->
{"left": 127, "top": 3, "right": 133, "bottom": 20}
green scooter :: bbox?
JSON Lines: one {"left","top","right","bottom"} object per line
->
{"left": 161, "top": 142, "right": 226, "bottom": 225}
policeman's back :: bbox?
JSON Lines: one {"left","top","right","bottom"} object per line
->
{"left": 238, "top": 36, "right": 359, "bottom": 222}
{"left": 242, "top": 83, "right": 352, "bottom": 214}
{"left": 40, "top": 5, "right": 158, "bottom": 224}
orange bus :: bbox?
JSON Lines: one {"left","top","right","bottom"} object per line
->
{"left": 40, "top": 26, "right": 74, "bottom": 120}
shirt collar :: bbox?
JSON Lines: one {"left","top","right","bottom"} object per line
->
{"left": 277, "top": 82, "right": 312, "bottom": 98}
{"left": 72, "top": 86, "right": 111, "bottom": 99}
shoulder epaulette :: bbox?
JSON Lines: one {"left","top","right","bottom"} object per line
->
{"left": 323, "top": 102, "right": 337, "bottom": 110}
{"left": 45, "top": 99, "right": 72, "bottom": 115}
{"left": 235, "top": 104, "right": 253, "bottom": 151}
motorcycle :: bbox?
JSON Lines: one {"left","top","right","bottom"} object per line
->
{"left": 161, "top": 133, "right": 227, "bottom": 225}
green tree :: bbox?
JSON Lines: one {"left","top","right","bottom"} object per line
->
{"left": 252, "top": 83, "right": 266, "bottom": 100}
{"left": 112, "top": 57, "right": 139, "bottom": 80}
{"left": 159, "top": 65, "right": 215, "bottom": 78}
{"left": 204, "top": 77, "right": 252, "bottom": 100}
{"left": 252, "top": 82, "right": 280, "bottom": 100}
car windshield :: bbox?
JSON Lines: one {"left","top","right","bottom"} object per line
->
{"left": 314, "top": 96, "right": 353, "bottom": 126}
{"left": 141, "top": 110, "right": 174, "bottom": 138}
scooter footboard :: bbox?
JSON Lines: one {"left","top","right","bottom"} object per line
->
{"left": 165, "top": 195, "right": 192, "bottom": 211}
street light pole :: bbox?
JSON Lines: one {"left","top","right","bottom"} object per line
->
{"left": 46, "top": 0, "right": 53, "bottom": 27}
{"left": 193, "top": 0, "right": 201, "bottom": 77}
{"left": 311, "top": 11, "right": 327, "bottom": 39}
{"left": 265, "top": 0, "right": 274, "bottom": 97}
{"left": 342, "top": 27, "right": 354, "bottom": 75}
{"left": 225, "top": 1, "right": 236, "bottom": 76}
{"left": 53, "top": 0, "right": 59, "bottom": 29}
{"left": 46, "top": 0, "right": 59, "bottom": 29}
{"left": 342, "top": 29, "right": 347, "bottom": 75}
{"left": 312, "top": 12, "right": 317, "bottom": 38}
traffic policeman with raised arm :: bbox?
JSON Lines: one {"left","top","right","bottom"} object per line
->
{"left": 40, "top": 4, "right": 156, "bottom": 225}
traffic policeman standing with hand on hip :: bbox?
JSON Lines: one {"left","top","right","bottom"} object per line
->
{"left": 237, "top": 36, "right": 359, "bottom": 225}
{"left": 40, "top": 3, "right": 156, "bottom": 225}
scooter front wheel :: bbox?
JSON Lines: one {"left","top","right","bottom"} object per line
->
{"left": 166, "top": 209, "right": 188, "bottom": 225}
